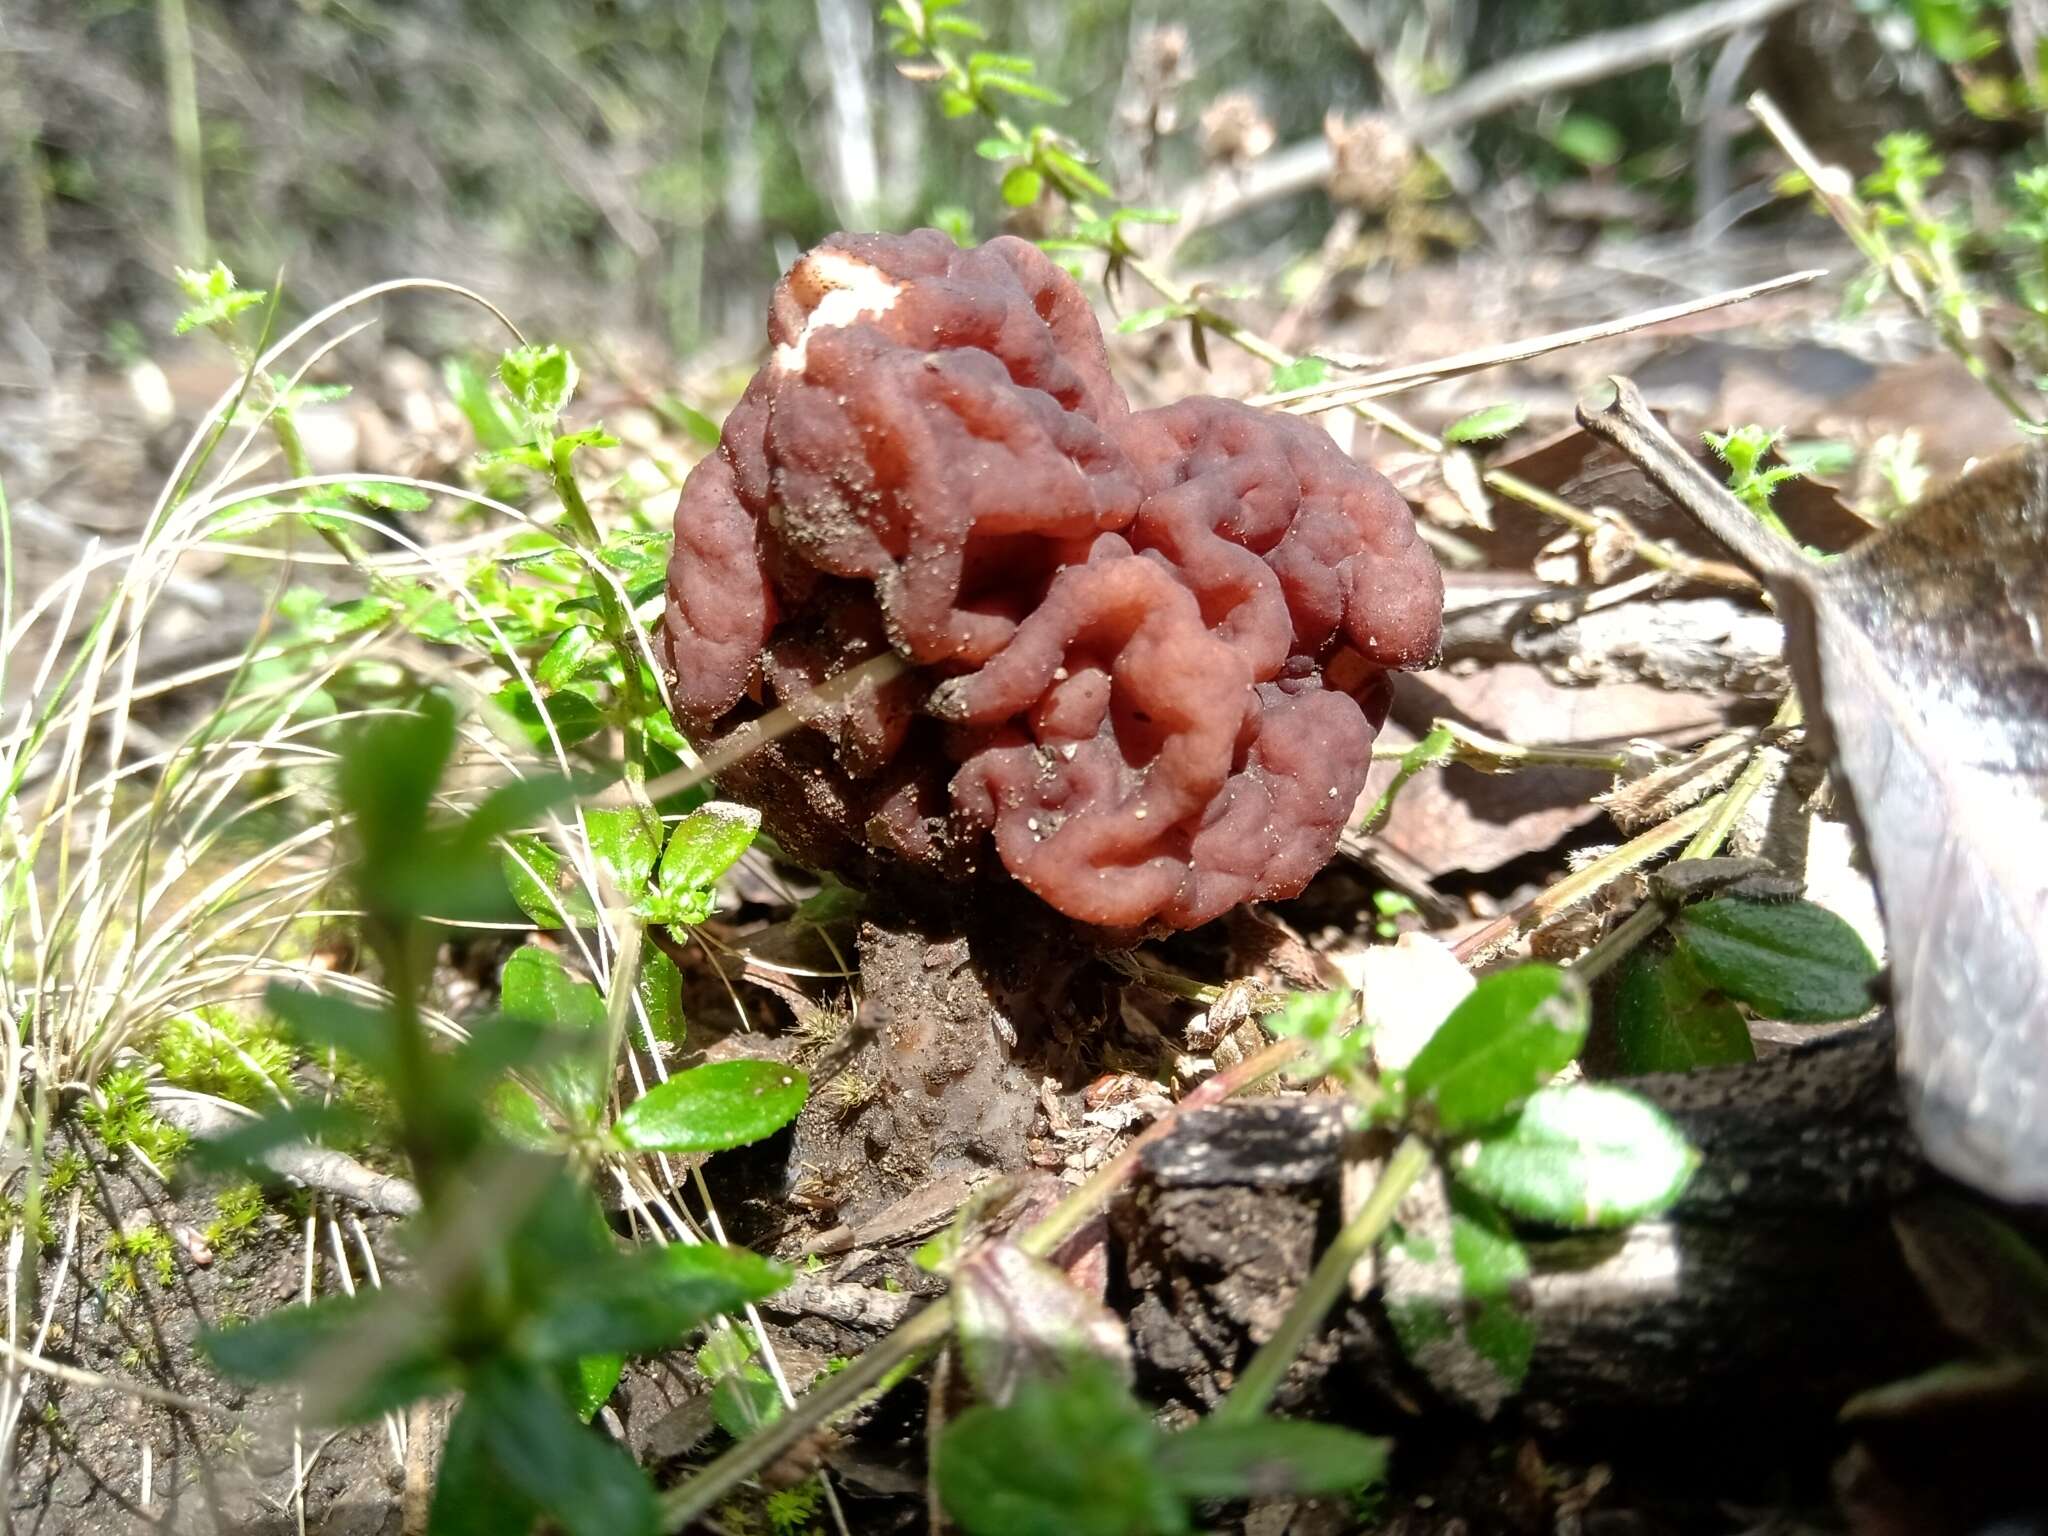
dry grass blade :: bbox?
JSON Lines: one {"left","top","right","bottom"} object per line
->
{"left": 1247, "top": 269, "right": 1825, "bottom": 412}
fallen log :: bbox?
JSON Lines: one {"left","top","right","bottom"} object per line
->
{"left": 1115, "top": 1019, "right": 1950, "bottom": 1417}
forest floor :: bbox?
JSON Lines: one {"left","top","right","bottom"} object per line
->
{"left": 0, "top": 221, "right": 2033, "bottom": 1535}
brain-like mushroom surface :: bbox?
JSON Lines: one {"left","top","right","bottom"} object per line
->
{"left": 658, "top": 229, "right": 1443, "bottom": 935}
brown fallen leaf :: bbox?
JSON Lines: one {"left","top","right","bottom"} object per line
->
{"left": 1580, "top": 378, "right": 2048, "bottom": 1203}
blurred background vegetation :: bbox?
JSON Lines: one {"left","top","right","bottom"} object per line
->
{"left": 0, "top": 0, "right": 2007, "bottom": 371}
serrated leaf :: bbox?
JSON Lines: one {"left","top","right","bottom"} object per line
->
{"left": 1403, "top": 965, "right": 1587, "bottom": 1135}
{"left": 1263, "top": 988, "right": 1362, "bottom": 1080}
{"left": 1444, "top": 402, "right": 1529, "bottom": 444}
{"left": 1673, "top": 896, "right": 1878, "bottom": 1022}
{"left": 611, "top": 1060, "right": 806, "bottom": 1153}
{"left": 535, "top": 625, "right": 606, "bottom": 690}
{"left": 341, "top": 480, "right": 432, "bottom": 514}
{"left": 498, "top": 345, "right": 579, "bottom": 425}
{"left": 1608, "top": 944, "right": 1755, "bottom": 1073}
{"left": 1455, "top": 1084, "right": 1698, "bottom": 1228}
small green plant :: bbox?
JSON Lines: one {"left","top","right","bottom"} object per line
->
{"left": 1371, "top": 889, "right": 1416, "bottom": 939}
{"left": 78, "top": 1066, "right": 189, "bottom": 1170}
{"left": 152, "top": 1006, "right": 294, "bottom": 1107}
{"left": 1704, "top": 424, "right": 1802, "bottom": 538}
{"left": 200, "top": 693, "right": 804, "bottom": 1536}
{"left": 105, "top": 1221, "right": 177, "bottom": 1292}
{"left": 202, "top": 1181, "right": 268, "bottom": 1258}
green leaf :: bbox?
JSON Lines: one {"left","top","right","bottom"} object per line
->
{"left": 264, "top": 984, "right": 397, "bottom": 1077}
{"left": 1892, "top": 1198, "right": 2048, "bottom": 1361}
{"left": 975, "top": 136, "right": 1018, "bottom": 161}
{"left": 1445, "top": 1191, "right": 1535, "bottom": 1392}
{"left": 1267, "top": 357, "right": 1329, "bottom": 393}
{"left": 1000, "top": 165, "right": 1044, "bottom": 207}
{"left": 501, "top": 946, "right": 607, "bottom": 1034}
{"left": 429, "top": 1398, "right": 540, "bottom": 1536}
{"left": 954, "top": 1241, "right": 1129, "bottom": 1405}
{"left": 1114, "top": 303, "right": 1192, "bottom": 335}
{"left": 1455, "top": 1084, "right": 1698, "bottom": 1228}
{"left": 498, "top": 345, "right": 579, "bottom": 427}
{"left": 1444, "top": 402, "right": 1529, "bottom": 444}
{"left": 1263, "top": 988, "right": 1362, "bottom": 1080}
{"left": 1381, "top": 1176, "right": 1534, "bottom": 1412}
{"left": 444, "top": 356, "right": 526, "bottom": 451}
{"left": 976, "top": 73, "right": 1069, "bottom": 106}
{"left": 536, "top": 626, "right": 605, "bottom": 689}
{"left": 527, "top": 1243, "right": 791, "bottom": 1360}
{"left": 1040, "top": 146, "right": 1113, "bottom": 200}
{"left": 186, "top": 1100, "right": 371, "bottom": 1174}
{"left": 1551, "top": 113, "right": 1622, "bottom": 168}
{"left": 1402, "top": 965, "right": 1587, "bottom": 1135}
{"left": 653, "top": 394, "right": 722, "bottom": 448}
{"left": 936, "top": 1366, "right": 1185, "bottom": 1536}
{"left": 585, "top": 805, "right": 661, "bottom": 899}
{"left": 1673, "top": 897, "right": 1879, "bottom": 1021}
{"left": 339, "top": 480, "right": 432, "bottom": 514}
{"left": 172, "top": 262, "right": 267, "bottom": 335}
{"left": 643, "top": 802, "right": 760, "bottom": 925}
{"left": 633, "top": 945, "right": 685, "bottom": 1045}
{"left": 1157, "top": 1418, "right": 1389, "bottom": 1500}
{"left": 472, "top": 1360, "right": 658, "bottom": 1536}
{"left": 338, "top": 692, "right": 458, "bottom": 884}
{"left": 489, "top": 678, "right": 607, "bottom": 751}
{"left": 612, "top": 1061, "right": 807, "bottom": 1154}
{"left": 565, "top": 1359, "right": 621, "bottom": 1436}
{"left": 203, "top": 1296, "right": 455, "bottom": 1421}
{"left": 1609, "top": 945, "right": 1755, "bottom": 1073}
{"left": 501, "top": 834, "right": 597, "bottom": 930}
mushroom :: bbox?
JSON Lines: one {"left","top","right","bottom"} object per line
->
{"left": 658, "top": 230, "right": 1443, "bottom": 936}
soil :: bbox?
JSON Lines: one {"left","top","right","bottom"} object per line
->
{"left": 7, "top": 1124, "right": 409, "bottom": 1535}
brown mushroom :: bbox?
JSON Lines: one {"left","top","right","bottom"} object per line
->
{"left": 658, "top": 230, "right": 1443, "bottom": 936}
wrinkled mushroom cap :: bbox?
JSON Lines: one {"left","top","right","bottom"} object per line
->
{"left": 659, "top": 230, "right": 1443, "bottom": 936}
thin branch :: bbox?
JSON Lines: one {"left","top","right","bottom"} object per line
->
{"left": 1251, "top": 269, "right": 1824, "bottom": 412}
{"left": 1179, "top": 0, "right": 1814, "bottom": 234}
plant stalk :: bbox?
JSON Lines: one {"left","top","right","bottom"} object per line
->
{"left": 1215, "top": 1132, "right": 1433, "bottom": 1424}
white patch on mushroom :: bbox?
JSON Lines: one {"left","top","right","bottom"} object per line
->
{"left": 773, "top": 251, "right": 904, "bottom": 373}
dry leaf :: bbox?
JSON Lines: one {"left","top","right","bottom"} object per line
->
{"left": 1581, "top": 381, "right": 2048, "bottom": 1202}
{"left": 1774, "top": 449, "right": 2048, "bottom": 1201}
